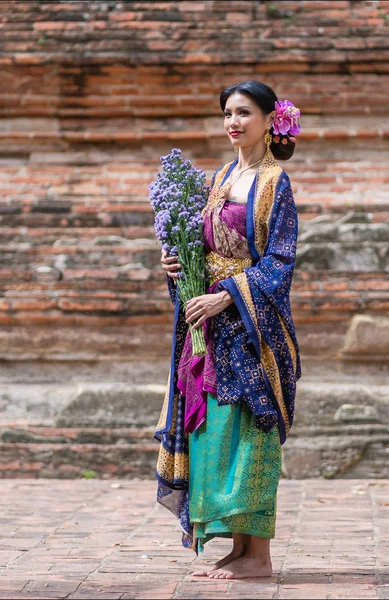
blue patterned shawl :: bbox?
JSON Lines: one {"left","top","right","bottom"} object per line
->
{"left": 155, "top": 150, "right": 301, "bottom": 547}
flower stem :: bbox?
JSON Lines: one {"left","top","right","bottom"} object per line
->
{"left": 190, "top": 325, "right": 206, "bottom": 357}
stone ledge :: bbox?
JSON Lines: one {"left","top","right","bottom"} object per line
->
{"left": 1, "top": 430, "right": 389, "bottom": 480}
{"left": 0, "top": 441, "right": 159, "bottom": 479}
{"left": 340, "top": 314, "right": 389, "bottom": 363}
{"left": 283, "top": 433, "right": 389, "bottom": 479}
{"left": 2, "top": 422, "right": 387, "bottom": 444}
{"left": 2, "top": 378, "right": 388, "bottom": 429}
{"left": 0, "top": 425, "right": 155, "bottom": 444}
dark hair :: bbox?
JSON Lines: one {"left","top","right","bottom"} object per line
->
{"left": 220, "top": 80, "right": 295, "bottom": 161}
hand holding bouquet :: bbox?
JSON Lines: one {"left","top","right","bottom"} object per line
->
{"left": 149, "top": 148, "right": 209, "bottom": 356}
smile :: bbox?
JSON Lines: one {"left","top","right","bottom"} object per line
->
{"left": 230, "top": 131, "right": 243, "bottom": 137}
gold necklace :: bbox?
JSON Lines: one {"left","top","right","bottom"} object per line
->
{"left": 204, "top": 155, "right": 266, "bottom": 214}
{"left": 226, "top": 157, "right": 263, "bottom": 189}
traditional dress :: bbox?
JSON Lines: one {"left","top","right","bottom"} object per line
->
{"left": 155, "top": 149, "right": 301, "bottom": 552}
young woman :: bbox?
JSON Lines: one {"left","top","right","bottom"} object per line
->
{"left": 155, "top": 80, "right": 301, "bottom": 580}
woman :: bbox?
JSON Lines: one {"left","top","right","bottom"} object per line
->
{"left": 155, "top": 80, "right": 301, "bottom": 580}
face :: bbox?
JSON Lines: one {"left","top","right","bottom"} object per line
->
{"left": 223, "top": 92, "right": 275, "bottom": 151}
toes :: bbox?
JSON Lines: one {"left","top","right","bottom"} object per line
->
{"left": 213, "top": 571, "right": 226, "bottom": 579}
{"left": 207, "top": 571, "right": 218, "bottom": 578}
{"left": 192, "top": 570, "right": 208, "bottom": 577}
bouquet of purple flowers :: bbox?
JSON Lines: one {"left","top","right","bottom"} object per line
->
{"left": 149, "top": 148, "right": 209, "bottom": 356}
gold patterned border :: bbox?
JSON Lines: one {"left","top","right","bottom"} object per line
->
{"left": 156, "top": 446, "right": 189, "bottom": 484}
{"left": 233, "top": 271, "right": 258, "bottom": 329}
{"left": 253, "top": 151, "right": 282, "bottom": 256}
{"left": 260, "top": 337, "right": 291, "bottom": 435}
{"left": 155, "top": 372, "right": 171, "bottom": 433}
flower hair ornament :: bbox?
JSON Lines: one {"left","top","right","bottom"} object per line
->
{"left": 271, "top": 100, "right": 301, "bottom": 145}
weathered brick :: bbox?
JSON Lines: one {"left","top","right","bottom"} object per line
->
{"left": 353, "top": 280, "right": 389, "bottom": 291}
{"left": 0, "top": 0, "right": 388, "bottom": 361}
{"left": 10, "top": 299, "right": 58, "bottom": 311}
{"left": 0, "top": 461, "right": 21, "bottom": 470}
{"left": 59, "top": 299, "right": 124, "bottom": 313}
{"left": 109, "top": 11, "right": 136, "bottom": 21}
{"left": 62, "top": 269, "right": 118, "bottom": 281}
{"left": 322, "top": 281, "right": 350, "bottom": 292}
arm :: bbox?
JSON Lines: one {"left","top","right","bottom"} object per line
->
{"left": 185, "top": 289, "right": 233, "bottom": 328}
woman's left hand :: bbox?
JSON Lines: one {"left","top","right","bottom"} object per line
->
{"left": 185, "top": 291, "right": 234, "bottom": 329}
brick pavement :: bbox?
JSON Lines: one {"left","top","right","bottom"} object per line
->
{"left": 0, "top": 479, "right": 388, "bottom": 599}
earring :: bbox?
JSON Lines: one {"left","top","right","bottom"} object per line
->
{"left": 264, "top": 130, "right": 272, "bottom": 150}
{"left": 234, "top": 146, "right": 238, "bottom": 154}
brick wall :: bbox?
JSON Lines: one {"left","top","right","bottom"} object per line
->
{"left": 0, "top": 0, "right": 388, "bottom": 361}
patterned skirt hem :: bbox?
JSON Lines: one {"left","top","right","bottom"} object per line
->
{"left": 190, "top": 501, "right": 275, "bottom": 524}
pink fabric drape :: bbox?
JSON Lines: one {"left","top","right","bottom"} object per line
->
{"left": 177, "top": 200, "right": 249, "bottom": 433}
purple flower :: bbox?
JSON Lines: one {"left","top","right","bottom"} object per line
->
{"left": 273, "top": 100, "right": 301, "bottom": 136}
{"left": 149, "top": 148, "right": 210, "bottom": 332}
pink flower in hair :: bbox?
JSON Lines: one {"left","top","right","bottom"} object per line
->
{"left": 273, "top": 100, "right": 301, "bottom": 136}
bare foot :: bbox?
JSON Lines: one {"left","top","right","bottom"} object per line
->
{"left": 192, "top": 547, "right": 245, "bottom": 577}
{"left": 207, "top": 555, "right": 272, "bottom": 579}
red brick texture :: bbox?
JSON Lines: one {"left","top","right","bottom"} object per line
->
{"left": 0, "top": 479, "right": 387, "bottom": 598}
{"left": 0, "top": 0, "right": 388, "bottom": 358}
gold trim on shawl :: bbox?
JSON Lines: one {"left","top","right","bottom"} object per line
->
{"left": 228, "top": 151, "right": 291, "bottom": 436}
{"left": 253, "top": 150, "right": 282, "bottom": 256}
{"left": 232, "top": 271, "right": 258, "bottom": 333}
{"left": 260, "top": 338, "right": 291, "bottom": 435}
{"left": 155, "top": 372, "right": 171, "bottom": 433}
{"left": 156, "top": 383, "right": 189, "bottom": 484}
{"left": 233, "top": 271, "right": 291, "bottom": 436}
{"left": 156, "top": 447, "right": 189, "bottom": 484}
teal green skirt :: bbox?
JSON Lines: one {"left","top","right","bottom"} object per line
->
{"left": 189, "top": 394, "right": 282, "bottom": 550}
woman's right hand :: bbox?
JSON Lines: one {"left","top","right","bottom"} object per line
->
{"left": 161, "top": 249, "right": 181, "bottom": 280}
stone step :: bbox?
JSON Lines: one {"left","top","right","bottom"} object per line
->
{"left": 0, "top": 439, "right": 158, "bottom": 479}
{"left": 1, "top": 409, "right": 389, "bottom": 480}
{"left": 1, "top": 376, "right": 388, "bottom": 429}
{"left": 1, "top": 424, "right": 389, "bottom": 480}
{"left": 0, "top": 433, "right": 388, "bottom": 479}
{"left": 0, "top": 356, "right": 388, "bottom": 479}
{"left": 283, "top": 431, "right": 389, "bottom": 480}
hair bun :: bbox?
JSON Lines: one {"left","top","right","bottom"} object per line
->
{"left": 270, "top": 132, "right": 295, "bottom": 161}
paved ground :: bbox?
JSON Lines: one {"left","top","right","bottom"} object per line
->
{"left": 0, "top": 479, "right": 388, "bottom": 599}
